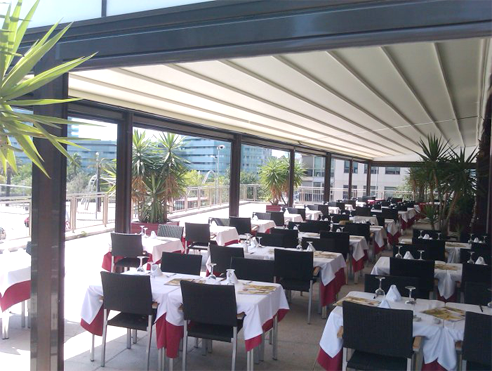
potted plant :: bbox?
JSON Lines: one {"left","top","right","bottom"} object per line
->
{"left": 259, "top": 157, "right": 304, "bottom": 211}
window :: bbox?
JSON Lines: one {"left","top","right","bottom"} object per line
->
{"left": 295, "top": 152, "right": 323, "bottom": 203}
{"left": 364, "top": 164, "right": 379, "bottom": 174}
{"left": 344, "top": 161, "right": 358, "bottom": 174}
{"left": 385, "top": 167, "right": 400, "bottom": 175}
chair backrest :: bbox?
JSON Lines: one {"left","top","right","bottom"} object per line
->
{"left": 254, "top": 212, "right": 271, "bottom": 221}
{"left": 464, "top": 282, "right": 492, "bottom": 306}
{"left": 110, "top": 232, "right": 144, "bottom": 258}
{"left": 298, "top": 220, "right": 331, "bottom": 233}
{"left": 410, "top": 239, "right": 445, "bottom": 261}
{"left": 287, "top": 221, "right": 302, "bottom": 230}
{"left": 462, "top": 312, "right": 492, "bottom": 366}
{"left": 290, "top": 207, "right": 306, "bottom": 220}
{"left": 355, "top": 207, "right": 371, "bottom": 216}
{"left": 230, "top": 257, "right": 275, "bottom": 283}
{"left": 180, "top": 280, "right": 238, "bottom": 327}
{"left": 229, "top": 217, "right": 252, "bottom": 235}
{"left": 381, "top": 209, "right": 398, "bottom": 222}
{"left": 328, "top": 201, "right": 337, "bottom": 207}
{"left": 460, "top": 232, "right": 491, "bottom": 245}
{"left": 343, "top": 301, "right": 413, "bottom": 359}
{"left": 301, "top": 237, "right": 343, "bottom": 255}
{"left": 316, "top": 204, "right": 329, "bottom": 217}
{"left": 209, "top": 245, "right": 245, "bottom": 275}
{"left": 274, "top": 248, "right": 313, "bottom": 281}
{"left": 269, "top": 211, "right": 285, "bottom": 227}
{"left": 160, "top": 252, "right": 202, "bottom": 276}
{"left": 270, "top": 228, "right": 299, "bottom": 248}
{"left": 319, "top": 231, "right": 350, "bottom": 259}
{"left": 389, "top": 258, "right": 435, "bottom": 296}
{"left": 364, "top": 274, "right": 423, "bottom": 299}
{"left": 157, "top": 224, "right": 184, "bottom": 239}
{"left": 393, "top": 244, "right": 429, "bottom": 260}
{"left": 343, "top": 223, "right": 370, "bottom": 242}
{"left": 185, "top": 223, "right": 211, "bottom": 244}
{"left": 100, "top": 271, "right": 153, "bottom": 315}
{"left": 462, "top": 263, "right": 492, "bottom": 286}
{"left": 460, "top": 248, "right": 492, "bottom": 265}
{"left": 256, "top": 232, "right": 285, "bottom": 247}
{"left": 210, "top": 218, "right": 230, "bottom": 227}
{"left": 330, "top": 214, "right": 349, "bottom": 223}
{"left": 306, "top": 204, "right": 318, "bottom": 211}
{"left": 412, "top": 229, "right": 440, "bottom": 240}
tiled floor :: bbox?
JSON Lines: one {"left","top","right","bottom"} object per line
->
{"left": 0, "top": 220, "right": 419, "bottom": 371}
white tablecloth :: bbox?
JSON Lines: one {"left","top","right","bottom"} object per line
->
{"left": 319, "top": 291, "right": 488, "bottom": 371}
{"left": 306, "top": 210, "right": 323, "bottom": 220}
{"left": 143, "top": 237, "right": 184, "bottom": 261}
{"left": 385, "top": 219, "right": 399, "bottom": 236}
{"left": 371, "top": 257, "right": 462, "bottom": 300}
{"left": 0, "top": 250, "right": 31, "bottom": 298}
{"left": 284, "top": 213, "right": 303, "bottom": 223}
{"left": 252, "top": 219, "right": 276, "bottom": 233}
{"left": 351, "top": 216, "right": 379, "bottom": 225}
{"left": 399, "top": 238, "right": 471, "bottom": 264}
{"left": 211, "top": 225, "right": 239, "bottom": 246}
{"left": 165, "top": 278, "right": 289, "bottom": 348}
{"left": 370, "top": 226, "right": 387, "bottom": 249}
{"left": 329, "top": 207, "right": 340, "bottom": 214}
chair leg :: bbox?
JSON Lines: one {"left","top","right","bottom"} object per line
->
{"left": 260, "top": 333, "right": 265, "bottom": 362}
{"left": 462, "top": 360, "right": 467, "bottom": 371}
{"left": 307, "top": 281, "right": 313, "bottom": 324}
{"left": 90, "top": 333, "right": 95, "bottom": 362}
{"left": 342, "top": 347, "right": 348, "bottom": 371}
{"left": 272, "top": 316, "right": 278, "bottom": 361}
{"left": 101, "top": 309, "right": 108, "bottom": 367}
{"left": 21, "top": 300, "right": 26, "bottom": 328}
{"left": 133, "top": 328, "right": 138, "bottom": 344}
{"left": 207, "top": 339, "right": 212, "bottom": 353}
{"left": 194, "top": 337, "right": 199, "bottom": 348}
{"left": 2, "top": 310, "right": 9, "bottom": 339}
{"left": 232, "top": 326, "right": 237, "bottom": 371}
{"left": 406, "top": 357, "right": 412, "bottom": 371}
{"left": 182, "top": 321, "right": 188, "bottom": 371}
{"left": 318, "top": 284, "right": 322, "bottom": 315}
{"left": 146, "top": 315, "right": 153, "bottom": 371}
{"left": 127, "top": 328, "right": 132, "bottom": 349}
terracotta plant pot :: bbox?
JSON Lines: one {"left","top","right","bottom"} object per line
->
{"left": 266, "top": 205, "right": 283, "bottom": 212}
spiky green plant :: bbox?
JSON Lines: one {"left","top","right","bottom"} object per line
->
{"left": 0, "top": 0, "right": 94, "bottom": 176}
{"left": 259, "top": 157, "right": 304, "bottom": 205}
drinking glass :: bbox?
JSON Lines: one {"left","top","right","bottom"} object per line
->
{"left": 419, "top": 230, "right": 423, "bottom": 239}
{"left": 136, "top": 255, "right": 146, "bottom": 272}
{"left": 143, "top": 227, "right": 148, "bottom": 238}
{"left": 418, "top": 250, "right": 425, "bottom": 260}
{"left": 150, "top": 264, "right": 159, "bottom": 277}
{"left": 306, "top": 241, "right": 316, "bottom": 252}
{"left": 257, "top": 236, "right": 263, "bottom": 248}
{"left": 467, "top": 251, "right": 475, "bottom": 264}
{"left": 340, "top": 226, "right": 345, "bottom": 233}
{"left": 437, "top": 232, "right": 442, "bottom": 240}
{"left": 140, "top": 225, "right": 145, "bottom": 235}
{"left": 375, "top": 276, "right": 386, "bottom": 297}
{"left": 405, "top": 286, "right": 416, "bottom": 305}
{"left": 395, "top": 245, "right": 403, "bottom": 259}
{"left": 468, "top": 235, "right": 473, "bottom": 244}
{"left": 209, "top": 263, "right": 217, "bottom": 280}
{"left": 296, "top": 237, "right": 303, "bottom": 250}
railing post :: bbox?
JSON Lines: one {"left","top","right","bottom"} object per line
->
{"left": 253, "top": 185, "right": 257, "bottom": 201}
{"left": 197, "top": 187, "right": 201, "bottom": 209}
{"left": 103, "top": 194, "right": 109, "bottom": 227}
{"left": 70, "top": 196, "right": 77, "bottom": 232}
{"left": 184, "top": 190, "right": 189, "bottom": 211}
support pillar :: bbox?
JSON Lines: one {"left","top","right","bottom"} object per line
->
{"left": 115, "top": 111, "right": 133, "bottom": 232}
{"left": 348, "top": 160, "right": 353, "bottom": 199}
{"left": 288, "top": 149, "right": 295, "bottom": 207}
{"left": 324, "top": 153, "right": 332, "bottom": 202}
{"left": 229, "top": 134, "right": 241, "bottom": 217}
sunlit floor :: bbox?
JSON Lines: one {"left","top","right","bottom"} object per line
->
{"left": 0, "top": 208, "right": 416, "bottom": 371}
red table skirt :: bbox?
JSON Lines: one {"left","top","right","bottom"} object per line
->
{"left": 320, "top": 269, "right": 346, "bottom": 307}
{"left": 352, "top": 256, "right": 365, "bottom": 273}
{"left": 374, "top": 241, "right": 386, "bottom": 255}
{"left": 0, "top": 280, "right": 31, "bottom": 312}
{"left": 437, "top": 291, "right": 457, "bottom": 303}
{"left": 318, "top": 348, "right": 448, "bottom": 371}
{"left": 387, "top": 231, "right": 401, "bottom": 246}
{"left": 223, "top": 239, "right": 240, "bottom": 246}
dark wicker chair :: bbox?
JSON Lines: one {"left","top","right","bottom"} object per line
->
{"left": 160, "top": 252, "right": 202, "bottom": 276}
{"left": 462, "top": 312, "right": 492, "bottom": 371}
{"left": 157, "top": 224, "right": 184, "bottom": 239}
{"left": 364, "top": 274, "right": 423, "bottom": 299}
{"left": 464, "top": 282, "right": 492, "bottom": 306}
{"left": 231, "top": 257, "right": 275, "bottom": 283}
{"left": 185, "top": 223, "right": 211, "bottom": 253}
{"left": 271, "top": 228, "right": 299, "bottom": 248}
{"left": 256, "top": 232, "right": 284, "bottom": 247}
{"left": 110, "top": 232, "right": 148, "bottom": 271}
{"left": 209, "top": 245, "right": 244, "bottom": 276}
{"left": 389, "top": 258, "right": 435, "bottom": 299}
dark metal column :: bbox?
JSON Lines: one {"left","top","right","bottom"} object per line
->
{"left": 30, "top": 55, "right": 68, "bottom": 371}
{"left": 488, "top": 124, "right": 492, "bottom": 234}
{"left": 229, "top": 134, "right": 241, "bottom": 217}
{"left": 366, "top": 161, "right": 372, "bottom": 197}
{"left": 288, "top": 149, "right": 295, "bottom": 207}
{"left": 324, "top": 153, "right": 332, "bottom": 203}
{"left": 115, "top": 111, "right": 133, "bottom": 233}
{"left": 348, "top": 160, "right": 353, "bottom": 199}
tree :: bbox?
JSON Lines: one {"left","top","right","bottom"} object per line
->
{"left": 259, "top": 157, "right": 304, "bottom": 205}
{"left": 0, "top": 0, "right": 94, "bottom": 177}
{"left": 67, "top": 153, "right": 82, "bottom": 180}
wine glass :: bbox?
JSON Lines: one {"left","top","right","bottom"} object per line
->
{"left": 468, "top": 235, "right": 473, "bottom": 244}
{"left": 306, "top": 241, "right": 316, "bottom": 252}
{"left": 140, "top": 225, "right": 145, "bottom": 235}
{"left": 437, "top": 232, "right": 442, "bottom": 240}
{"left": 467, "top": 251, "right": 475, "bottom": 264}
{"left": 257, "top": 236, "right": 263, "bottom": 248}
{"left": 395, "top": 245, "right": 403, "bottom": 259}
{"left": 375, "top": 276, "right": 386, "bottom": 297}
{"left": 418, "top": 250, "right": 425, "bottom": 260}
{"left": 418, "top": 230, "right": 423, "bottom": 239}
{"left": 209, "top": 263, "right": 217, "bottom": 280}
{"left": 405, "top": 286, "right": 416, "bottom": 305}
{"left": 136, "top": 255, "right": 146, "bottom": 272}
{"left": 143, "top": 227, "right": 148, "bottom": 238}
{"left": 150, "top": 264, "right": 159, "bottom": 277}
{"left": 296, "top": 237, "right": 302, "bottom": 250}
{"left": 487, "top": 288, "right": 492, "bottom": 308}
{"left": 340, "top": 226, "right": 345, "bottom": 233}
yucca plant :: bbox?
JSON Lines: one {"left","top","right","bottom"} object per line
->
{"left": 259, "top": 157, "right": 304, "bottom": 205}
{"left": 0, "top": 0, "right": 94, "bottom": 176}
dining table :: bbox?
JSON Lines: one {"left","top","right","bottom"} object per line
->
{"left": 305, "top": 210, "right": 323, "bottom": 220}
{"left": 101, "top": 235, "right": 184, "bottom": 271}
{"left": 317, "top": 291, "right": 492, "bottom": 371}
{"left": 399, "top": 238, "right": 471, "bottom": 264}
{"left": 283, "top": 212, "right": 303, "bottom": 223}
{"left": 0, "top": 249, "right": 31, "bottom": 339}
{"left": 210, "top": 225, "right": 240, "bottom": 246}
{"left": 251, "top": 219, "right": 276, "bottom": 233}
{"left": 371, "top": 256, "right": 462, "bottom": 301}
{"left": 81, "top": 271, "right": 289, "bottom": 371}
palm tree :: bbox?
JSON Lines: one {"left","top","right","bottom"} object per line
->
{"left": 67, "top": 153, "right": 82, "bottom": 180}
{"left": 259, "top": 157, "right": 304, "bottom": 205}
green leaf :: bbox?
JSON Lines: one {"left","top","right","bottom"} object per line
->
{"left": 0, "top": 4, "right": 12, "bottom": 80}
{"left": 7, "top": 97, "right": 81, "bottom": 106}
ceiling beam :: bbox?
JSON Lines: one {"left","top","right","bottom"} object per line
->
{"left": 327, "top": 50, "right": 428, "bottom": 146}
{"left": 380, "top": 46, "right": 449, "bottom": 141}
{"left": 166, "top": 63, "right": 400, "bottom": 155}
{"left": 477, "top": 38, "right": 490, "bottom": 143}
{"left": 69, "top": 73, "right": 376, "bottom": 158}
{"left": 112, "top": 67, "right": 386, "bottom": 156}
{"left": 433, "top": 42, "right": 466, "bottom": 147}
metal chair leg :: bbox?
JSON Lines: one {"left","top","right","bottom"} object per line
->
{"left": 127, "top": 328, "right": 132, "bottom": 349}
{"left": 133, "top": 328, "right": 138, "bottom": 344}
{"left": 182, "top": 321, "right": 188, "bottom": 371}
{"left": 232, "top": 326, "right": 237, "bottom": 371}
{"left": 1, "top": 310, "right": 9, "bottom": 339}
{"left": 146, "top": 315, "right": 152, "bottom": 371}
{"left": 21, "top": 301, "right": 26, "bottom": 328}
{"left": 272, "top": 316, "right": 278, "bottom": 361}
{"left": 207, "top": 339, "right": 212, "bottom": 353}
{"left": 101, "top": 309, "right": 108, "bottom": 367}
{"left": 342, "top": 347, "right": 348, "bottom": 371}
{"left": 90, "top": 334, "right": 95, "bottom": 362}
{"left": 308, "top": 281, "right": 313, "bottom": 324}
{"left": 260, "top": 333, "right": 265, "bottom": 362}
